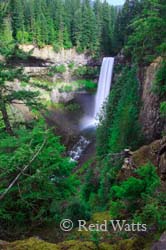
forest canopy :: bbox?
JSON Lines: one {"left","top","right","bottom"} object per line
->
{"left": 0, "top": 0, "right": 116, "bottom": 55}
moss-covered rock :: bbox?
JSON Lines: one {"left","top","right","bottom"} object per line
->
{"left": 5, "top": 237, "right": 60, "bottom": 250}
{"left": 0, "top": 236, "right": 156, "bottom": 250}
{"left": 100, "top": 242, "right": 115, "bottom": 250}
{"left": 132, "top": 139, "right": 160, "bottom": 167}
{"left": 58, "top": 240, "right": 96, "bottom": 250}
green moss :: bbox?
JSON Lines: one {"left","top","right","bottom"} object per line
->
{"left": 100, "top": 243, "right": 115, "bottom": 250}
{"left": 92, "top": 212, "right": 111, "bottom": 223}
{"left": 58, "top": 240, "right": 95, "bottom": 250}
{"left": 8, "top": 237, "right": 60, "bottom": 250}
{"left": 115, "top": 238, "right": 139, "bottom": 250}
{"left": 111, "top": 237, "right": 154, "bottom": 250}
{"left": 2, "top": 236, "right": 156, "bottom": 250}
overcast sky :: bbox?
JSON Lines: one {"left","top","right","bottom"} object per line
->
{"left": 107, "top": 0, "right": 125, "bottom": 5}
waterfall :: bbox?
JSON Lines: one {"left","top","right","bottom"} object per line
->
{"left": 94, "top": 57, "right": 114, "bottom": 118}
{"left": 80, "top": 57, "right": 114, "bottom": 130}
{"left": 71, "top": 57, "right": 114, "bottom": 161}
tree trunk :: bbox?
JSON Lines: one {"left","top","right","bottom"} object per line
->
{"left": 0, "top": 100, "right": 14, "bottom": 136}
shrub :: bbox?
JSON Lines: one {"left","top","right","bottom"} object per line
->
{"left": 68, "top": 61, "right": 75, "bottom": 70}
{"left": 58, "top": 85, "right": 73, "bottom": 93}
{"left": 160, "top": 101, "right": 166, "bottom": 118}
{"left": 134, "top": 193, "right": 166, "bottom": 231}
{"left": 48, "top": 65, "right": 66, "bottom": 76}
{"left": 109, "top": 163, "right": 166, "bottom": 232}
{"left": 30, "top": 79, "right": 52, "bottom": 91}
{"left": 77, "top": 79, "right": 97, "bottom": 91}
{"left": 53, "top": 43, "right": 61, "bottom": 53}
{"left": 0, "top": 120, "right": 76, "bottom": 233}
{"left": 74, "top": 66, "right": 87, "bottom": 77}
{"left": 73, "top": 66, "right": 99, "bottom": 79}
{"left": 90, "top": 231, "right": 101, "bottom": 250}
{"left": 55, "top": 64, "right": 66, "bottom": 73}
{"left": 153, "top": 60, "right": 166, "bottom": 98}
{"left": 97, "top": 66, "right": 143, "bottom": 159}
{"left": 16, "top": 31, "right": 29, "bottom": 43}
{"left": 64, "top": 200, "right": 91, "bottom": 226}
{"left": 65, "top": 103, "right": 80, "bottom": 111}
{"left": 110, "top": 163, "right": 160, "bottom": 216}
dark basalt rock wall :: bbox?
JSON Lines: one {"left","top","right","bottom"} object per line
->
{"left": 139, "top": 57, "right": 163, "bottom": 142}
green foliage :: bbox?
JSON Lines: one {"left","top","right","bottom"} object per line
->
{"left": 112, "top": 0, "right": 141, "bottom": 55}
{"left": 53, "top": 43, "right": 61, "bottom": 53}
{"left": 73, "top": 66, "right": 99, "bottom": 79}
{"left": 97, "top": 66, "right": 143, "bottom": 158}
{"left": 74, "top": 66, "right": 88, "bottom": 78}
{"left": 0, "top": 43, "right": 77, "bottom": 235}
{"left": 0, "top": 0, "right": 165, "bottom": 241}
{"left": 16, "top": 30, "right": 29, "bottom": 43}
{"left": 30, "top": 79, "right": 52, "bottom": 91}
{"left": 160, "top": 101, "right": 166, "bottom": 118}
{"left": 80, "top": 158, "right": 122, "bottom": 211}
{"left": 152, "top": 59, "right": 166, "bottom": 124}
{"left": 0, "top": 44, "right": 41, "bottom": 136}
{"left": 64, "top": 199, "right": 91, "bottom": 227}
{"left": 110, "top": 163, "right": 160, "bottom": 218}
{"left": 125, "top": 0, "right": 166, "bottom": 63}
{"left": 68, "top": 61, "right": 75, "bottom": 70}
{"left": 108, "top": 67, "right": 142, "bottom": 153}
{"left": 0, "top": 17, "right": 13, "bottom": 43}
{"left": 97, "top": 159, "right": 122, "bottom": 207}
{"left": 65, "top": 103, "right": 80, "bottom": 112}
{"left": 90, "top": 231, "right": 101, "bottom": 250}
{"left": 112, "top": 0, "right": 166, "bottom": 63}
{"left": 111, "top": 163, "right": 160, "bottom": 199}
{"left": 134, "top": 192, "right": 166, "bottom": 232}
{"left": 0, "top": 0, "right": 116, "bottom": 55}
{"left": 49, "top": 65, "right": 66, "bottom": 75}
{"left": 110, "top": 200, "right": 125, "bottom": 218}
{"left": 0, "top": 120, "right": 76, "bottom": 232}
{"left": 55, "top": 65, "right": 66, "bottom": 73}
{"left": 153, "top": 60, "right": 166, "bottom": 98}
{"left": 58, "top": 85, "right": 73, "bottom": 93}
{"left": 77, "top": 79, "right": 97, "bottom": 91}
{"left": 95, "top": 66, "right": 143, "bottom": 210}
{"left": 81, "top": 168, "right": 99, "bottom": 204}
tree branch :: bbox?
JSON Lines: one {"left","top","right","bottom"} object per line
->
{"left": 0, "top": 138, "right": 47, "bottom": 201}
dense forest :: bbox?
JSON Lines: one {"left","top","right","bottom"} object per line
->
{"left": 0, "top": 0, "right": 166, "bottom": 249}
{"left": 0, "top": 0, "right": 116, "bottom": 55}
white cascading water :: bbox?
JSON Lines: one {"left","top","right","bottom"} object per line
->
{"left": 94, "top": 57, "right": 114, "bottom": 119}
{"left": 80, "top": 57, "right": 114, "bottom": 130}
{"left": 68, "top": 136, "right": 90, "bottom": 161}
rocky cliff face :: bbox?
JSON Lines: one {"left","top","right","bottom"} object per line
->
{"left": 118, "top": 136, "right": 166, "bottom": 184}
{"left": 139, "top": 57, "right": 163, "bottom": 142}
{"left": 132, "top": 138, "right": 163, "bottom": 177}
{"left": 19, "top": 45, "right": 91, "bottom": 66}
{"left": 11, "top": 45, "right": 94, "bottom": 105}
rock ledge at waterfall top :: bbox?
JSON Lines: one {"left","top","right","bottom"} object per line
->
{"left": 19, "top": 45, "right": 91, "bottom": 66}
